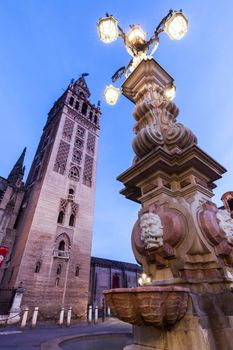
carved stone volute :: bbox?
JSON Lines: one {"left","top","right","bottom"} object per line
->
{"left": 122, "top": 59, "right": 197, "bottom": 159}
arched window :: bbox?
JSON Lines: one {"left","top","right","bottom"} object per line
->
{"left": 69, "top": 166, "right": 79, "bottom": 181}
{"left": 74, "top": 138, "right": 83, "bottom": 149}
{"left": 94, "top": 115, "right": 98, "bottom": 124}
{"left": 69, "top": 188, "right": 74, "bottom": 195}
{"left": 81, "top": 102, "right": 87, "bottom": 115}
{"left": 56, "top": 264, "right": 62, "bottom": 275}
{"left": 35, "top": 261, "right": 41, "bottom": 273}
{"left": 69, "top": 214, "right": 75, "bottom": 227}
{"left": 89, "top": 111, "right": 93, "bottom": 121}
{"left": 75, "top": 265, "right": 80, "bottom": 277}
{"left": 55, "top": 277, "right": 60, "bottom": 286}
{"left": 57, "top": 211, "right": 64, "bottom": 224}
{"left": 58, "top": 240, "right": 65, "bottom": 251}
{"left": 69, "top": 96, "right": 74, "bottom": 106}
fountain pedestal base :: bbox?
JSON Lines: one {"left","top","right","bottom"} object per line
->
{"left": 124, "top": 315, "right": 233, "bottom": 350}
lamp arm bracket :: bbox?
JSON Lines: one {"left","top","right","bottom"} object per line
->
{"left": 125, "top": 58, "right": 134, "bottom": 76}
{"left": 112, "top": 66, "right": 127, "bottom": 82}
{"left": 155, "top": 9, "right": 173, "bottom": 35}
{"left": 117, "top": 25, "right": 126, "bottom": 41}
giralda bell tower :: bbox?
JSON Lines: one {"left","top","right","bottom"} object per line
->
{"left": 2, "top": 76, "right": 101, "bottom": 316}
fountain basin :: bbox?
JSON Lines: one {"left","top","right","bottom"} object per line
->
{"left": 104, "top": 286, "right": 189, "bottom": 327}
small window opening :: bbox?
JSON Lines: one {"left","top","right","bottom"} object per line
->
{"left": 89, "top": 111, "right": 93, "bottom": 121}
{"left": 58, "top": 240, "right": 65, "bottom": 251}
{"left": 69, "top": 96, "right": 74, "bottom": 106}
{"left": 75, "top": 266, "right": 80, "bottom": 277}
{"left": 69, "top": 214, "right": 75, "bottom": 227}
{"left": 57, "top": 211, "right": 64, "bottom": 224}
{"left": 55, "top": 277, "right": 60, "bottom": 286}
{"left": 57, "top": 264, "right": 62, "bottom": 275}
{"left": 75, "top": 101, "right": 79, "bottom": 110}
{"left": 35, "top": 261, "right": 41, "bottom": 273}
{"left": 81, "top": 102, "right": 87, "bottom": 115}
{"left": 94, "top": 115, "right": 98, "bottom": 124}
{"left": 75, "top": 138, "right": 83, "bottom": 149}
{"left": 69, "top": 188, "right": 74, "bottom": 195}
{"left": 77, "top": 126, "right": 85, "bottom": 137}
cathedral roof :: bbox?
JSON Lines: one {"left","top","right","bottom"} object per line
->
{"left": 91, "top": 256, "right": 142, "bottom": 272}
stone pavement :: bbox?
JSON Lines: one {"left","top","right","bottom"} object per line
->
{"left": 0, "top": 318, "right": 132, "bottom": 350}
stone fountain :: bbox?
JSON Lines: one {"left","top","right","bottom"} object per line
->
{"left": 104, "top": 58, "right": 233, "bottom": 350}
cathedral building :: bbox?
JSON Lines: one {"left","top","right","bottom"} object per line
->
{"left": 0, "top": 76, "right": 101, "bottom": 317}
{"left": 0, "top": 148, "right": 26, "bottom": 283}
{"left": 89, "top": 257, "right": 141, "bottom": 308}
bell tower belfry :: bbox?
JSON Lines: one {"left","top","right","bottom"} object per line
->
{"left": 1, "top": 76, "right": 101, "bottom": 316}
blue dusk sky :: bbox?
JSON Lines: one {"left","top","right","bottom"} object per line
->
{"left": 0, "top": 1, "right": 233, "bottom": 263}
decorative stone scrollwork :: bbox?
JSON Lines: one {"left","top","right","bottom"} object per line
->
{"left": 216, "top": 209, "right": 233, "bottom": 245}
{"left": 160, "top": 100, "right": 179, "bottom": 122}
{"left": 140, "top": 212, "right": 164, "bottom": 249}
{"left": 165, "top": 123, "right": 197, "bottom": 150}
{"left": 130, "top": 80, "right": 198, "bottom": 160}
{"left": 199, "top": 202, "right": 233, "bottom": 266}
{"left": 132, "top": 124, "right": 163, "bottom": 157}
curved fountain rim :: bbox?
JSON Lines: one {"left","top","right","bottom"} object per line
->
{"left": 41, "top": 331, "right": 132, "bottom": 350}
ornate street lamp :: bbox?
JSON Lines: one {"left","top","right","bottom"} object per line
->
{"left": 97, "top": 15, "right": 119, "bottom": 43}
{"left": 97, "top": 10, "right": 188, "bottom": 105}
{"left": 103, "top": 85, "right": 121, "bottom": 105}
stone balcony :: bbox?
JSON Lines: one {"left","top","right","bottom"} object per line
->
{"left": 53, "top": 249, "right": 70, "bottom": 259}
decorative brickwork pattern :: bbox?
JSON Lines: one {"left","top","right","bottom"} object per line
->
{"left": 54, "top": 141, "right": 70, "bottom": 175}
{"left": 67, "top": 108, "right": 98, "bottom": 133}
{"left": 83, "top": 155, "right": 94, "bottom": 187}
{"left": 62, "top": 118, "right": 74, "bottom": 142}
{"left": 87, "top": 132, "right": 96, "bottom": 156}
{"left": 60, "top": 198, "right": 68, "bottom": 212}
{"left": 71, "top": 202, "right": 79, "bottom": 215}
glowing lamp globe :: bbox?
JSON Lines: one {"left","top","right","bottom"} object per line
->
{"left": 104, "top": 85, "right": 120, "bottom": 105}
{"left": 164, "top": 84, "right": 176, "bottom": 101}
{"left": 127, "top": 25, "right": 147, "bottom": 46}
{"left": 164, "top": 11, "right": 188, "bottom": 40}
{"left": 97, "top": 16, "right": 119, "bottom": 43}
